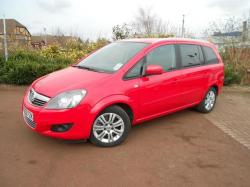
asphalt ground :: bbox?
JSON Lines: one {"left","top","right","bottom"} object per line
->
{"left": 0, "top": 85, "right": 250, "bottom": 187}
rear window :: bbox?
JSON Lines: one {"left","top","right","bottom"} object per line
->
{"left": 179, "top": 44, "right": 204, "bottom": 67}
{"left": 203, "top": 46, "right": 219, "bottom": 64}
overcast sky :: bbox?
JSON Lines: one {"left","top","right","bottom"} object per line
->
{"left": 1, "top": 0, "right": 250, "bottom": 39}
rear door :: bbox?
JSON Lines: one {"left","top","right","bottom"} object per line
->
{"left": 177, "top": 44, "right": 208, "bottom": 105}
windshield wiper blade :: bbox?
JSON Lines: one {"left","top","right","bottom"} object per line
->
{"left": 72, "top": 65, "right": 104, "bottom": 72}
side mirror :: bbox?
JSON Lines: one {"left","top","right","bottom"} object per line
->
{"left": 145, "top": 65, "right": 164, "bottom": 75}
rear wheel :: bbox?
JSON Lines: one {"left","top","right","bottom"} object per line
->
{"left": 90, "top": 106, "right": 131, "bottom": 147}
{"left": 196, "top": 87, "right": 217, "bottom": 113}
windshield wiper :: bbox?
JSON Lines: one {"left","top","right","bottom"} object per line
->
{"left": 72, "top": 65, "right": 105, "bottom": 73}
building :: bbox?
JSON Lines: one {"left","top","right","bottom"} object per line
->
{"left": 206, "top": 21, "right": 250, "bottom": 49}
{"left": 0, "top": 19, "right": 31, "bottom": 49}
{"left": 210, "top": 31, "right": 243, "bottom": 48}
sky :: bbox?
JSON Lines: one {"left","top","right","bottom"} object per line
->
{"left": 0, "top": 0, "right": 250, "bottom": 39}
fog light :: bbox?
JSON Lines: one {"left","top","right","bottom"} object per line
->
{"left": 51, "top": 123, "right": 73, "bottom": 132}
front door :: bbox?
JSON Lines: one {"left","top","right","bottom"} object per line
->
{"left": 138, "top": 44, "right": 184, "bottom": 119}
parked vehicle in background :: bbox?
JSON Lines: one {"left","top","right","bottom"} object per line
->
{"left": 22, "top": 38, "right": 224, "bottom": 147}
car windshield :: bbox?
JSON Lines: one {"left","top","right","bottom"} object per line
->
{"left": 75, "top": 42, "right": 149, "bottom": 73}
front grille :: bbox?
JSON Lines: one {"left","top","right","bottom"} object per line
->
{"left": 23, "top": 114, "right": 36, "bottom": 128}
{"left": 28, "top": 89, "right": 50, "bottom": 107}
{"left": 32, "top": 98, "right": 47, "bottom": 106}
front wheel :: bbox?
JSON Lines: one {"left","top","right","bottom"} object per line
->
{"left": 196, "top": 87, "right": 217, "bottom": 113}
{"left": 90, "top": 106, "right": 131, "bottom": 147}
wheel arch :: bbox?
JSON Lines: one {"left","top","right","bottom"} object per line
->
{"left": 210, "top": 84, "right": 219, "bottom": 95}
{"left": 114, "top": 103, "right": 134, "bottom": 123}
{"left": 90, "top": 95, "right": 136, "bottom": 124}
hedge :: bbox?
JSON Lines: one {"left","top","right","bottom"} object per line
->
{"left": 0, "top": 50, "right": 72, "bottom": 85}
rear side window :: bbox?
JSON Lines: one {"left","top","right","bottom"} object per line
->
{"left": 203, "top": 46, "right": 219, "bottom": 64}
{"left": 179, "top": 45, "right": 203, "bottom": 67}
{"left": 146, "top": 45, "right": 176, "bottom": 71}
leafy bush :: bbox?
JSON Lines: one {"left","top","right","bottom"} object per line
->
{"left": 0, "top": 38, "right": 109, "bottom": 85}
{"left": 220, "top": 47, "right": 250, "bottom": 85}
{"left": 8, "top": 49, "right": 72, "bottom": 64}
{"left": 0, "top": 52, "right": 71, "bottom": 85}
{"left": 224, "top": 64, "right": 242, "bottom": 85}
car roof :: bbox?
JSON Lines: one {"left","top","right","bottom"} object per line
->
{"left": 121, "top": 38, "right": 212, "bottom": 46}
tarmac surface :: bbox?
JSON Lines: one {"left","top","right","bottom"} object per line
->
{"left": 0, "top": 85, "right": 250, "bottom": 187}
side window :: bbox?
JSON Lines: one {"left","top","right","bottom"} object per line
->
{"left": 146, "top": 45, "right": 176, "bottom": 71}
{"left": 203, "top": 46, "right": 219, "bottom": 64}
{"left": 125, "top": 58, "right": 144, "bottom": 79}
{"left": 179, "top": 44, "right": 203, "bottom": 67}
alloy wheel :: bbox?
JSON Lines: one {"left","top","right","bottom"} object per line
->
{"left": 93, "top": 113, "right": 125, "bottom": 143}
{"left": 204, "top": 90, "right": 216, "bottom": 111}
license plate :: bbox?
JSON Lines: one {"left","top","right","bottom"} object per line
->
{"left": 23, "top": 107, "right": 33, "bottom": 121}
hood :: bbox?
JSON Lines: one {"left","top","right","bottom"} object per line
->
{"left": 33, "top": 67, "right": 111, "bottom": 97}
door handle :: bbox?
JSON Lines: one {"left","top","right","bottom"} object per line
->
{"left": 173, "top": 78, "right": 179, "bottom": 84}
{"left": 173, "top": 78, "right": 178, "bottom": 81}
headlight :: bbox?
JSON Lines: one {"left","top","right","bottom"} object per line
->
{"left": 46, "top": 89, "right": 87, "bottom": 109}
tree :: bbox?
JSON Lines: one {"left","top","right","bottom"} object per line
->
{"left": 204, "top": 17, "right": 243, "bottom": 37}
{"left": 132, "top": 7, "right": 155, "bottom": 36}
{"left": 131, "top": 7, "right": 177, "bottom": 37}
{"left": 112, "top": 23, "right": 131, "bottom": 40}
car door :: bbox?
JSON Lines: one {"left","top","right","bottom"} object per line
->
{"left": 177, "top": 44, "right": 208, "bottom": 105}
{"left": 138, "top": 44, "right": 184, "bottom": 119}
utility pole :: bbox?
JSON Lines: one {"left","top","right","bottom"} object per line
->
{"left": 181, "top": 14, "right": 185, "bottom": 38}
{"left": 43, "top": 27, "right": 47, "bottom": 45}
{"left": 3, "top": 15, "right": 8, "bottom": 61}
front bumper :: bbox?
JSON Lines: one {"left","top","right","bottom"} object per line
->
{"left": 22, "top": 94, "right": 95, "bottom": 140}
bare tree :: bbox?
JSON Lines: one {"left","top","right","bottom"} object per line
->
{"left": 204, "top": 17, "right": 243, "bottom": 37}
{"left": 133, "top": 7, "right": 155, "bottom": 36}
{"left": 53, "top": 27, "right": 66, "bottom": 46}
{"left": 131, "top": 7, "right": 177, "bottom": 37}
{"left": 203, "top": 16, "right": 246, "bottom": 49}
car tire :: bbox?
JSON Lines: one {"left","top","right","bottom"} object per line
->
{"left": 196, "top": 87, "right": 217, "bottom": 113}
{"left": 90, "top": 105, "right": 131, "bottom": 147}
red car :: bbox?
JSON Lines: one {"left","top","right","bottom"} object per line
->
{"left": 22, "top": 38, "right": 224, "bottom": 147}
